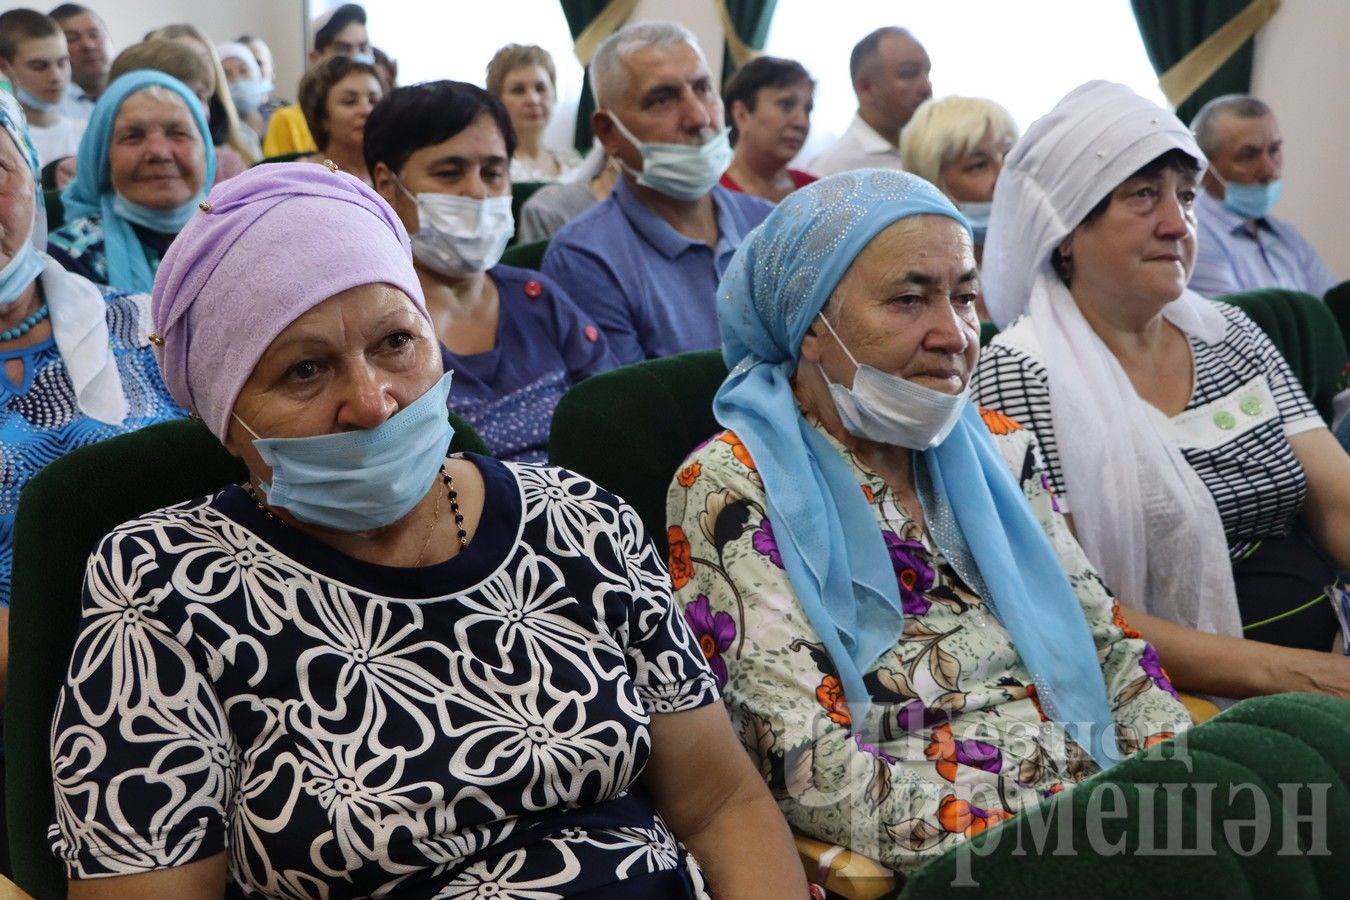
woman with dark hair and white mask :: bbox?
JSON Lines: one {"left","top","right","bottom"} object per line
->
{"left": 367, "top": 80, "right": 615, "bottom": 462}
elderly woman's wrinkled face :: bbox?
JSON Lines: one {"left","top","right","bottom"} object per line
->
{"left": 939, "top": 126, "right": 1011, "bottom": 204}
{"left": 225, "top": 284, "right": 440, "bottom": 474}
{"left": 108, "top": 90, "right": 207, "bottom": 210}
{"left": 500, "top": 64, "right": 555, "bottom": 137}
{"left": 1059, "top": 165, "right": 1198, "bottom": 311}
{"left": 0, "top": 131, "right": 35, "bottom": 265}
{"left": 804, "top": 215, "right": 979, "bottom": 396}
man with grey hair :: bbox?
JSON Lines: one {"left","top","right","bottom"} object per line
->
{"left": 1188, "top": 94, "right": 1336, "bottom": 298}
{"left": 807, "top": 26, "right": 931, "bottom": 177}
{"left": 542, "top": 22, "right": 772, "bottom": 364}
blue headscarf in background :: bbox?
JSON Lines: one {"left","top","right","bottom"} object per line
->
{"left": 714, "top": 168, "right": 1119, "bottom": 766}
{"left": 61, "top": 70, "right": 216, "bottom": 293}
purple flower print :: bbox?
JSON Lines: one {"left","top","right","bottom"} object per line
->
{"left": 882, "top": 531, "right": 936, "bottom": 616}
{"left": 1041, "top": 473, "right": 1063, "bottom": 514}
{"left": 852, "top": 733, "right": 898, "bottom": 764}
{"left": 752, "top": 517, "right": 784, "bottom": 569}
{"left": 1139, "top": 644, "right": 1180, "bottom": 700}
{"left": 953, "top": 737, "right": 1002, "bottom": 774}
{"left": 684, "top": 594, "right": 736, "bottom": 688}
{"left": 896, "top": 700, "right": 950, "bottom": 734}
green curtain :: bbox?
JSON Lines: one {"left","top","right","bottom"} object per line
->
{"left": 560, "top": 0, "right": 611, "bottom": 154}
{"left": 1130, "top": 0, "right": 1259, "bottom": 123}
{"left": 720, "top": 0, "right": 780, "bottom": 87}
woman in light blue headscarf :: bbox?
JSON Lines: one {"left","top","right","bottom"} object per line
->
{"left": 666, "top": 168, "right": 1191, "bottom": 873}
{"left": 48, "top": 70, "right": 216, "bottom": 292}
{"left": 0, "top": 90, "right": 181, "bottom": 692}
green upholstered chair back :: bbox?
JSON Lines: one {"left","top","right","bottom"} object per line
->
{"left": 1217, "top": 289, "right": 1349, "bottom": 423}
{"left": 509, "top": 181, "right": 548, "bottom": 245}
{"left": 900, "top": 693, "right": 1350, "bottom": 898}
{"left": 978, "top": 321, "right": 999, "bottom": 348}
{"left": 549, "top": 350, "right": 729, "bottom": 559}
{"left": 1326, "top": 280, "right": 1350, "bottom": 354}
{"left": 6, "top": 413, "right": 487, "bottom": 898}
{"left": 500, "top": 238, "right": 549, "bottom": 271}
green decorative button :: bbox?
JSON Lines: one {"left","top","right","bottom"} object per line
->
{"left": 1213, "top": 410, "right": 1237, "bottom": 430}
{"left": 1240, "top": 396, "right": 1263, "bottom": 416}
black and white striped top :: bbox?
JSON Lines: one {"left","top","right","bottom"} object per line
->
{"left": 970, "top": 303, "right": 1324, "bottom": 560}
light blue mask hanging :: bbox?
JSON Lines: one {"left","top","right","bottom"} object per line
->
{"left": 0, "top": 241, "right": 45, "bottom": 308}
{"left": 236, "top": 371, "right": 456, "bottom": 532}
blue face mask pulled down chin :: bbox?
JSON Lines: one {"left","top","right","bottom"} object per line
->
{"left": 604, "top": 112, "right": 733, "bottom": 201}
{"left": 955, "top": 200, "right": 991, "bottom": 244}
{"left": 113, "top": 192, "right": 200, "bottom": 234}
{"left": 0, "top": 242, "right": 45, "bottom": 309}
{"left": 235, "top": 371, "right": 456, "bottom": 533}
{"left": 15, "top": 85, "right": 59, "bottom": 113}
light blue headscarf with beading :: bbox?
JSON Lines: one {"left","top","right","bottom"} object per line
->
{"left": 715, "top": 168, "right": 1119, "bottom": 766}
{"left": 61, "top": 70, "right": 216, "bottom": 293}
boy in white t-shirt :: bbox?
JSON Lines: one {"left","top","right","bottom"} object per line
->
{"left": 0, "top": 9, "right": 86, "bottom": 168}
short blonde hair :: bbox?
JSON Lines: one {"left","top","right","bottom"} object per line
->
{"left": 900, "top": 95, "right": 1017, "bottom": 192}
{"left": 485, "top": 44, "right": 556, "bottom": 98}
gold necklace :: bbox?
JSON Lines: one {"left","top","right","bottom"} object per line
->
{"left": 413, "top": 486, "right": 443, "bottom": 567}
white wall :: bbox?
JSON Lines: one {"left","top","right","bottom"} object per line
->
{"left": 1251, "top": 0, "right": 1347, "bottom": 279}
{"left": 23, "top": 0, "right": 308, "bottom": 104}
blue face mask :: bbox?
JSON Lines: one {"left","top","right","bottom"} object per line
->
{"left": 605, "top": 112, "right": 733, "bottom": 201}
{"left": 235, "top": 371, "right": 456, "bottom": 532}
{"left": 112, "top": 192, "right": 199, "bottom": 234}
{"left": 1221, "top": 177, "right": 1282, "bottom": 220}
{"left": 15, "top": 84, "right": 59, "bottom": 114}
{"left": 229, "top": 78, "right": 273, "bottom": 115}
{"left": 956, "top": 200, "right": 991, "bottom": 244}
{"left": 0, "top": 241, "right": 45, "bottom": 308}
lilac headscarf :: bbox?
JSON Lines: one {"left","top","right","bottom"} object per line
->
{"left": 151, "top": 163, "right": 428, "bottom": 441}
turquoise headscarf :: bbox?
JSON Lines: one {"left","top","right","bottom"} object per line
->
{"left": 60, "top": 71, "right": 217, "bottom": 293}
{"left": 715, "top": 169, "right": 1119, "bottom": 766}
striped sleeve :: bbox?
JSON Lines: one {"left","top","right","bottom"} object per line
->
{"left": 970, "top": 341, "right": 1069, "bottom": 507}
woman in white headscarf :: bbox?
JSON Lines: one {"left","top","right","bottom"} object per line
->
{"left": 0, "top": 90, "right": 181, "bottom": 691}
{"left": 971, "top": 81, "right": 1350, "bottom": 702}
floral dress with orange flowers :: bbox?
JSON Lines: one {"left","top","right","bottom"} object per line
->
{"left": 665, "top": 411, "right": 1191, "bottom": 874}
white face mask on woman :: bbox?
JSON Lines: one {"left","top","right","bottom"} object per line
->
{"left": 399, "top": 181, "right": 514, "bottom": 277}
{"left": 815, "top": 313, "right": 969, "bottom": 450}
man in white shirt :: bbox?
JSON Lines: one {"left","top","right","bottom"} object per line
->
{"left": 807, "top": 27, "right": 931, "bottom": 177}
{"left": 0, "top": 9, "right": 86, "bottom": 167}
{"left": 49, "top": 3, "right": 112, "bottom": 121}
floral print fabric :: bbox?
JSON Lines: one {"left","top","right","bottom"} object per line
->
{"left": 50, "top": 457, "right": 718, "bottom": 898}
{"left": 666, "top": 412, "right": 1190, "bottom": 874}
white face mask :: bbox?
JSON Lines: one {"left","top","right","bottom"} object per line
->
{"left": 399, "top": 181, "right": 514, "bottom": 278}
{"left": 815, "top": 313, "right": 970, "bottom": 450}
{"left": 604, "top": 112, "right": 733, "bottom": 201}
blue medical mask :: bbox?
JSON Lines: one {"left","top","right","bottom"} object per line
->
{"left": 604, "top": 112, "right": 733, "bottom": 201}
{"left": 112, "top": 192, "right": 199, "bottom": 234}
{"left": 15, "top": 85, "right": 58, "bottom": 114}
{"left": 351, "top": 51, "right": 376, "bottom": 66}
{"left": 0, "top": 241, "right": 45, "bottom": 309}
{"left": 234, "top": 371, "right": 456, "bottom": 532}
{"left": 229, "top": 78, "right": 273, "bottom": 115}
{"left": 1220, "top": 176, "right": 1283, "bottom": 220}
{"left": 956, "top": 200, "right": 991, "bottom": 244}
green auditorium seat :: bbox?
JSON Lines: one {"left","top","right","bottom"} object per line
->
{"left": 500, "top": 238, "right": 549, "bottom": 271}
{"left": 1217, "top": 289, "right": 1349, "bottom": 424}
{"left": 5, "top": 413, "right": 486, "bottom": 898}
{"left": 1325, "top": 280, "right": 1350, "bottom": 353}
{"left": 899, "top": 693, "right": 1350, "bottom": 898}
{"left": 549, "top": 350, "right": 728, "bottom": 558}
{"left": 509, "top": 181, "right": 548, "bottom": 246}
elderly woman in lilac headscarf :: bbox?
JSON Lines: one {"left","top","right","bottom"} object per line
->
{"left": 48, "top": 163, "right": 806, "bottom": 898}
{"left": 666, "top": 168, "right": 1190, "bottom": 873}
{"left": 0, "top": 91, "right": 179, "bottom": 694}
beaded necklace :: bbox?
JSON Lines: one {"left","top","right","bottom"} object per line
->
{"left": 0, "top": 303, "right": 49, "bottom": 343}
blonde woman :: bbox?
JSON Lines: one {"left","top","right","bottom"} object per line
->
{"left": 486, "top": 43, "right": 580, "bottom": 182}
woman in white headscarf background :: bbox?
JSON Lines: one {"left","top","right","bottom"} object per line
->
{"left": 971, "top": 81, "right": 1350, "bottom": 703}
{"left": 0, "top": 91, "right": 181, "bottom": 693}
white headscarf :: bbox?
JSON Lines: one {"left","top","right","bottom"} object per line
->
{"left": 982, "top": 81, "right": 1242, "bottom": 641}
